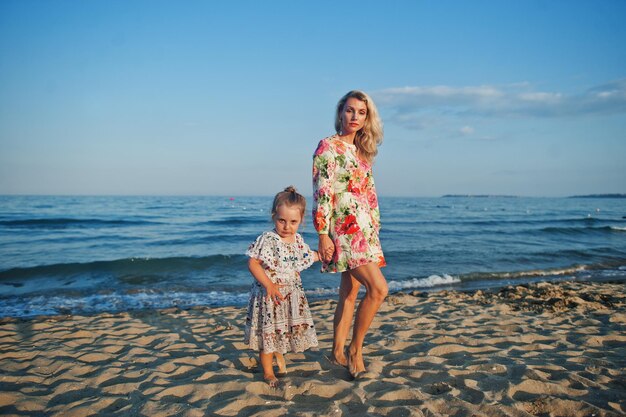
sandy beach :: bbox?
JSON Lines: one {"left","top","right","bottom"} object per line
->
{"left": 1, "top": 280, "right": 625, "bottom": 417}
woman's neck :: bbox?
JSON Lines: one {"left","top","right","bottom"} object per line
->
{"left": 338, "top": 132, "right": 356, "bottom": 144}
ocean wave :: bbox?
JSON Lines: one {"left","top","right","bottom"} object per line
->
{"left": 0, "top": 290, "right": 250, "bottom": 318}
{"left": 540, "top": 225, "right": 626, "bottom": 235}
{"left": 387, "top": 274, "right": 461, "bottom": 290}
{"left": 388, "top": 263, "right": 626, "bottom": 291}
{"left": 0, "top": 254, "right": 247, "bottom": 281}
{"left": 306, "top": 287, "right": 340, "bottom": 297}
{"left": 1, "top": 265, "right": 624, "bottom": 318}
{"left": 202, "top": 217, "right": 267, "bottom": 226}
{"left": 305, "top": 274, "right": 462, "bottom": 296}
{"left": 461, "top": 265, "right": 588, "bottom": 282}
{"left": 147, "top": 234, "right": 256, "bottom": 246}
{"left": 0, "top": 218, "right": 157, "bottom": 229}
{"left": 383, "top": 216, "right": 624, "bottom": 230}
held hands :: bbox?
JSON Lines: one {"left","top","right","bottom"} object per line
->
{"left": 318, "top": 234, "right": 335, "bottom": 263}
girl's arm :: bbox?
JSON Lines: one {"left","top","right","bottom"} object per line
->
{"left": 248, "top": 258, "right": 285, "bottom": 303}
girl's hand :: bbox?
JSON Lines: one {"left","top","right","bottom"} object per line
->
{"left": 264, "top": 281, "right": 285, "bottom": 304}
{"left": 318, "top": 234, "right": 335, "bottom": 263}
{"left": 248, "top": 258, "right": 285, "bottom": 304}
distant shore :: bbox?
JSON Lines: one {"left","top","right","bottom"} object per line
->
{"left": 441, "top": 193, "right": 626, "bottom": 198}
{"left": 1, "top": 280, "right": 624, "bottom": 416}
{"left": 567, "top": 193, "right": 626, "bottom": 199}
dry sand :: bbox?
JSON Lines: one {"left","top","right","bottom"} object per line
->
{"left": 1, "top": 280, "right": 625, "bottom": 416}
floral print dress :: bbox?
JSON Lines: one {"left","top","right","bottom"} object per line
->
{"left": 244, "top": 230, "right": 318, "bottom": 353}
{"left": 313, "top": 135, "right": 386, "bottom": 273}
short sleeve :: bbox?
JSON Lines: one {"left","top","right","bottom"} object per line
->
{"left": 293, "top": 237, "right": 315, "bottom": 272}
{"left": 246, "top": 232, "right": 280, "bottom": 269}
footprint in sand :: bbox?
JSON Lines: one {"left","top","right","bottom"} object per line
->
{"left": 423, "top": 381, "right": 453, "bottom": 395}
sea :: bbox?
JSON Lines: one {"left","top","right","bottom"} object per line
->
{"left": 1, "top": 195, "right": 625, "bottom": 318}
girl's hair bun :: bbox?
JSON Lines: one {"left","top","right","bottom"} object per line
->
{"left": 272, "top": 185, "right": 306, "bottom": 221}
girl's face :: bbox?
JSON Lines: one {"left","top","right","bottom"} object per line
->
{"left": 273, "top": 205, "right": 302, "bottom": 241}
{"left": 341, "top": 97, "right": 368, "bottom": 135}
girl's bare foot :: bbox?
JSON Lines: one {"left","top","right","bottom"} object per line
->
{"left": 264, "top": 374, "right": 281, "bottom": 388}
{"left": 260, "top": 351, "right": 282, "bottom": 387}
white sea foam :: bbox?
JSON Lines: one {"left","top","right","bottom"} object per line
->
{"left": 306, "top": 287, "right": 340, "bottom": 297}
{"left": 497, "top": 265, "right": 587, "bottom": 278}
{"left": 387, "top": 274, "right": 461, "bottom": 291}
{"left": 0, "top": 291, "right": 251, "bottom": 318}
{"left": 307, "top": 274, "right": 461, "bottom": 297}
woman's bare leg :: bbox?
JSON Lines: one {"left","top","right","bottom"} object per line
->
{"left": 347, "top": 262, "right": 388, "bottom": 374}
{"left": 331, "top": 271, "right": 361, "bottom": 366}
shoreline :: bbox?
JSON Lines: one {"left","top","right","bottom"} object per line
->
{"left": 2, "top": 270, "right": 625, "bottom": 320}
{"left": 1, "top": 280, "right": 625, "bottom": 416}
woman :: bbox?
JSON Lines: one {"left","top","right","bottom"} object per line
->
{"left": 312, "top": 90, "right": 388, "bottom": 378}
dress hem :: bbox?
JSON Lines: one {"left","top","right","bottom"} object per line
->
{"left": 321, "top": 259, "right": 387, "bottom": 274}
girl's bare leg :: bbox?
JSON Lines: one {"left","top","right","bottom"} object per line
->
{"left": 260, "top": 351, "right": 280, "bottom": 387}
{"left": 331, "top": 271, "right": 361, "bottom": 366}
{"left": 347, "top": 262, "right": 388, "bottom": 375}
{"left": 275, "top": 352, "right": 286, "bottom": 375}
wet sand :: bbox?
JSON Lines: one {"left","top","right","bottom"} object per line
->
{"left": 1, "top": 280, "right": 625, "bottom": 416}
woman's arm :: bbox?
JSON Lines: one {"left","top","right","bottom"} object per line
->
{"left": 312, "top": 140, "right": 337, "bottom": 262}
{"left": 317, "top": 235, "right": 334, "bottom": 263}
{"left": 248, "top": 258, "right": 284, "bottom": 303}
{"left": 366, "top": 170, "right": 381, "bottom": 233}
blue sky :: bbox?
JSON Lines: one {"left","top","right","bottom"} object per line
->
{"left": 1, "top": 0, "right": 625, "bottom": 197}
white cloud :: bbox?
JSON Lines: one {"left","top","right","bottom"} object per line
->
{"left": 459, "top": 126, "right": 474, "bottom": 135}
{"left": 382, "top": 85, "right": 502, "bottom": 100}
{"left": 518, "top": 92, "right": 562, "bottom": 102}
{"left": 373, "top": 79, "right": 626, "bottom": 130}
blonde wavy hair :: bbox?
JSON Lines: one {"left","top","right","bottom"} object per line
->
{"left": 334, "top": 90, "right": 384, "bottom": 163}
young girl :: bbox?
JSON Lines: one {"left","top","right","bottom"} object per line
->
{"left": 244, "top": 186, "right": 320, "bottom": 387}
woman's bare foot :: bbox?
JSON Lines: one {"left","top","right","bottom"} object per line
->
{"left": 347, "top": 345, "right": 366, "bottom": 378}
{"left": 275, "top": 353, "right": 287, "bottom": 376}
{"left": 330, "top": 346, "right": 348, "bottom": 367}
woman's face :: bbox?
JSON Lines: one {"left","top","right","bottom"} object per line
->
{"left": 341, "top": 97, "right": 368, "bottom": 135}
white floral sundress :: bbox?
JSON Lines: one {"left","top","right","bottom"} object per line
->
{"left": 244, "top": 230, "right": 318, "bottom": 353}
{"left": 312, "top": 135, "right": 386, "bottom": 273}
